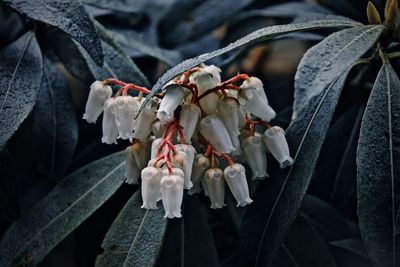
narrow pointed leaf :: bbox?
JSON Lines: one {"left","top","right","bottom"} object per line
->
{"left": 293, "top": 25, "right": 384, "bottom": 118}
{"left": 141, "top": 19, "right": 360, "bottom": 112}
{"left": 0, "top": 31, "right": 42, "bottom": 152}
{"left": 239, "top": 67, "right": 353, "bottom": 266}
{"left": 33, "top": 56, "right": 78, "bottom": 179}
{"left": 0, "top": 152, "right": 125, "bottom": 266}
{"left": 3, "top": 0, "right": 103, "bottom": 65}
{"left": 95, "top": 192, "right": 166, "bottom": 267}
{"left": 357, "top": 63, "right": 400, "bottom": 267}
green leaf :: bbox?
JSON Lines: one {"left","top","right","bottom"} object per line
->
{"left": 3, "top": 0, "right": 103, "bottom": 65}
{"left": 0, "top": 31, "right": 42, "bottom": 152}
{"left": 357, "top": 63, "right": 400, "bottom": 267}
{"left": 239, "top": 67, "right": 354, "bottom": 266}
{"left": 329, "top": 239, "right": 373, "bottom": 267}
{"left": 0, "top": 151, "right": 125, "bottom": 266}
{"left": 95, "top": 192, "right": 167, "bottom": 267}
{"left": 33, "top": 56, "right": 78, "bottom": 180}
{"left": 0, "top": 149, "right": 19, "bottom": 222}
{"left": 293, "top": 25, "right": 384, "bottom": 118}
{"left": 141, "top": 19, "right": 360, "bottom": 113}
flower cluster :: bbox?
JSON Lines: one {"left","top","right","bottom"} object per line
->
{"left": 83, "top": 64, "right": 293, "bottom": 219}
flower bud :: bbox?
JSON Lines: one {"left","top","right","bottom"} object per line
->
{"left": 223, "top": 163, "right": 253, "bottom": 207}
{"left": 157, "top": 85, "right": 185, "bottom": 125}
{"left": 241, "top": 77, "right": 268, "bottom": 105}
{"left": 151, "top": 138, "right": 163, "bottom": 159}
{"left": 175, "top": 144, "right": 196, "bottom": 189}
{"left": 83, "top": 81, "right": 113, "bottom": 123}
{"left": 204, "top": 168, "right": 225, "bottom": 209}
{"left": 195, "top": 65, "right": 221, "bottom": 115}
{"left": 188, "top": 154, "right": 211, "bottom": 195}
{"left": 114, "top": 96, "right": 139, "bottom": 141}
{"left": 218, "top": 98, "right": 241, "bottom": 154}
{"left": 160, "top": 174, "right": 184, "bottom": 218}
{"left": 179, "top": 103, "right": 201, "bottom": 143}
{"left": 141, "top": 166, "right": 162, "bottom": 209}
{"left": 263, "top": 126, "right": 293, "bottom": 168}
{"left": 198, "top": 114, "right": 235, "bottom": 153}
{"left": 239, "top": 87, "right": 276, "bottom": 122}
{"left": 132, "top": 100, "right": 157, "bottom": 142}
{"left": 242, "top": 135, "right": 268, "bottom": 180}
{"left": 125, "top": 146, "right": 140, "bottom": 184}
{"left": 101, "top": 98, "right": 119, "bottom": 144}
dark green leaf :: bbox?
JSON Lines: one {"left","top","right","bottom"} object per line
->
{"left": 357, "top": 63, "right": 400, "bottom": 267}
{"left": 82, "top": 0, "right": 146, "bottom": 13}
{"left": 141, "top": 19, "right": 360, "bottom": 113}
{"left": 329, "top": 239, "right": 373, "bottom": 267}
{"left": 301, "top": 195, "right": 354, "bottom": 242}
{"left": 293, "top": 25, "right": 384, "bottom": 118}
{"left": 0, "top": 151, "right": 125, "bottom": 266}
{"left": 33, "top": 56, "right": 78, "bottom": 180}
{"left": 157, "top": 195, "right": 219, "bottom": 267}
{"left": 0, "top": 31, "right": 42, "bottom": 152}
{"left": 3, "top": 0, "right": 103, "bottom": 65}
{"left": 96, "top": 191, "right": 167, "bottom": 267}
{"left": 272, "top": 214, "right": 336, "bottom": 267}
{"left": 0, "top": 149, "right": 19, "bottom": 223}
{"left": 239, "top": 67, "right": 353, "bottom": 266}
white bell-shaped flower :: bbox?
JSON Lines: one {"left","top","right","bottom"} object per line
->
{"left": 239, "top": 87, "right": 276, "bottom": 122}
{"left": 263, "top": 126, "right": 293, "bottom": 168}
{"left": 194, "top": 65, "right": 221, "bottom": 114}
{"left": 151, "top": 120, "right": 164, "bottom": 138}
{"left": 114, "top": 96, "right": 139, "bottom": 141}
{"left": 188, "top": 154, "right": 211, "bottom": 195}
{"left": 204, "top": 168, "right": 225, "bottom": 209}
{"left": 101, "top": 98, "right": 119, "bottom": 144}
{"left": 241, "top": 77, "right": 269, "bottom": 105}
{"left": 160, "top": 174, "right": 184, "bottom": 218}
{"left": 218, "top": 98, "right": 241, "bottom": 154}
{"left": 175, "top": 144, "right": 196, "bottom": 189}
{"left": 83, "top": 81, "right": 112, "bottom": 123}
{"left": 151, "top": 138, "right": 163, "bottom": 159}
{"left": 198, "top": 114, "right": 235, "bottom": 153}
{"left": 242, "top": 135, "right": 268, "bottom": 180}
{"left": 157, "top": 85, "right": 185, "bottom": 125}
{"left": 124, "top": 146, "right": 140, "bottom": 184}
{"left": 179, "top": 103, "right": 201, "bottom": 143}
{"left": 141, "top": 166, "right": 162, "bottom": 209}
{"left": 223, "top": 163, "right": 253, "bottom": 207}
{"left": 132, "top": 100, "right": 157, "bottom": 142}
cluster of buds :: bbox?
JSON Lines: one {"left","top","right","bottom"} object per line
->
{"left": 83, "top": 64, "right": 293, "bottom": 219}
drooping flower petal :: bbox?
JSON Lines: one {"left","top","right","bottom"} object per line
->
{"left": 218, "top": 98, "right": 241, "bottom": 154}
{"left": 160, "top": 174, "right": 184, "bottom": 218}
{"left": 124, "top": 146, "right": 140, "bottom": 184}
{"left": 263, "top": 126, "right": 293, "bottom": 168}
{"left": 194, "top": 65, "right": 221, "bottom": 114}
{"left": 188, "top": 154, "right": 211, "bottom": 195}
{"left": 83, "top": 81, "right": 112, "bottom": 123}
{"left": 198, "top": 114, "right": 235, "bottom": 153}
{"left": 242, "top": 135, "right": 268, "bottom": 180}
{"left": 239, "top": 86, "right": 276, "bottom": 122}
{"left": 151, "top": 138, "right": 163, "bottom": 159}
{"left": 101, "top": 98, "right": 118, "bottom": 144}
{"left": 175, "top": 144, "right": 196, "bottom": 189}
{"left": 223, "top": 163, "right": 253, "bottom": 207}
{"left": 241, "top": 77, "right": 269, "bottom": 105}
{"left": 114, "top": 96, "right": 139, "bottom": 141}
{"left": 204, "top": 168, "right": 225, "bottom": 209}
{"left": 141, "top": 166, "right": 162, "bottom": 209}
{"left": 157, "top": 85, "right": 185, "bottom": 125}
{"left": 179, "top": 103, "right": 201, "bottom": 143}
{"left": 132, "top": 99, "right": 157, "bottom": 142}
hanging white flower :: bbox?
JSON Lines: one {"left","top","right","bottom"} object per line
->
{"left": 204, "top": 168, "right": 225, "bottom": 209}
{"left": 151, "top": 120, "right": 164, "bottom": 138}
{"left": 263, "top": 126, "right": 293, "bottom": 168}
{"left": 141, "top": 166, "right": 162, "bottom": 209}
{"left": 239, "top": 83, "right": 276, "bottom": 122}
{"left": 194, "top": 65, "right": 221, "bottom": 114}
{"left": 223, "top": 163, "right": 253, "bottom": 206}
{"left": 160, "top": 174, "right": 185, "bottom": 218}
{"left": 217, "top": 98, "right": 241, "bottom": 155}
{"left": 150, "top": 138, "right": 163, "bottom": 159}
{"left": 188, "top": 154, "right": 211, "bottom": 195}
{"left": 198, "top": 114, "right": 235, "bottom": 153}
{"left": 179, "top": 103, "right": 201, "bottom": 143}
{"left": 241, "top": 77, "right": 269, "bottom": 105}
{"left": 242, "top": 135, "right": 268, "bottom": 180}
{"left": 157, "top": 84, "right": 185, "bottom": 125}
{"left": 114, "top": 96, "right": 139, "bottom": 141}
{"left": 132, "top": 99, "right": 157, "bottom": 142}
{"left": 175, "top": 144, "right": 196, "bottom": 189}
{"left": 83, "top": 81, "right": 112, "bottom": 123}
{"left": 124, "top": 146, "right": 140, "bottom": 184}
{"left": 101, "top": 98, "right": 119, "bottom": 144}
